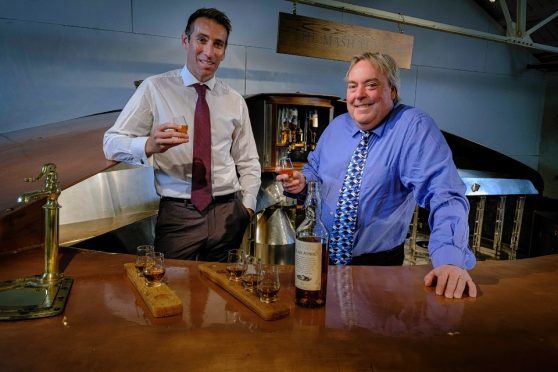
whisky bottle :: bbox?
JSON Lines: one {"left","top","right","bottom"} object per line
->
{"left": 308, "top": 111, "right": 319, "bottom": 150}
{"left": 280, "top": 109, "right": 290, "bottom": 145}
{"left": 295, "top": 181, "right": 328, "bottom": 308}
{"left": 296, "top": 120, "right": 304, "bottom": 144}
{"left": 288, "top": 108, "right": 298, "bottom": 143}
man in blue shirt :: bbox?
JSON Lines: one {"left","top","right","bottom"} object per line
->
{"left": 278, "top": 52, "right": 477, "bottom": 299}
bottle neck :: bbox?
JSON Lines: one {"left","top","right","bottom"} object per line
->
{"left": 297, "top": 181, "right": 327, "bottom": 239}
{"left": 305, "top": 181, "right": 321, "bottom": 219}
{"left": 305, "top": 203, "right": 319, "bottom": 221}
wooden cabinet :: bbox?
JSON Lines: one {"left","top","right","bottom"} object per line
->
{"left": 245, "top": 93, "right": 340, "bottom": 173}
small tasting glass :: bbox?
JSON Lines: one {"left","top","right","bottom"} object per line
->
{"left": 241, "top": 255, "right": 260, "bottom": 292}
{"left": 226, "top": 249, "right": 246, "bottom": 281}
{"left": 277, "top": 157, "right": 294, "bottom": 179}
{"left": 135, "top": 245, "right": 155, "bottom": 276}
{"left": 172, "top": 115, "right": 188, "bottom": 135}
{"left": 143, "top": 251, "right": 165, "bottom": 287}
{"left": 257, "top": 264, "right": 281, "bottom": 303}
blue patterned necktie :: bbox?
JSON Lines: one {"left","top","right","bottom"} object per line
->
{"left": 329, "top": 130, "right": 371, "bottom": 265}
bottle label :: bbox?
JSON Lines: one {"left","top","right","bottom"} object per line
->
{"left": 295, "top": 239, "right": 322, "bottom": 291}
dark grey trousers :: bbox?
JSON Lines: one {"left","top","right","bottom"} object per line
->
{"left": 154, "top": 193, "right": 251, "bottom": 262}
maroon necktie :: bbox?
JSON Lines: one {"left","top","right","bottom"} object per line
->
{"left": 191, "top": 84, "right": 212, "bottom": 212}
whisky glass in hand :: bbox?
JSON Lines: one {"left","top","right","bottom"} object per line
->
{"left": 143, "top": 251, "right": 165, "bottom": 287}
{"left": 172, "top": 115, "right": 188, "bottom": 136}
{"left": 277, "top": 157, "right": 294, "bottom": 179}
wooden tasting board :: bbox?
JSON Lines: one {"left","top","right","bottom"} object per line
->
{"left": 198, "top": 262, "right": 290, "bottom": 321}
{"left": 124, "top": 263, "right": 183, "bottom": 318}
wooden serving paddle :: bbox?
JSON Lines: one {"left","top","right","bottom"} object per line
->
{"left": 124, "top": 263, "right": 182, "bottom": 318}
{"left": 198, "top": 262, "right": 290, "bottom": 321}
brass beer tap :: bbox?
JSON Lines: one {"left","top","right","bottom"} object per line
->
{"left": 17, "top": 163, "right": 63, "bottom": 283}
{"left": 0, "top": 163, "right": 73, "bottom": 320}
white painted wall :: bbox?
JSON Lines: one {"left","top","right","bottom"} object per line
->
{"left": 0, "top": 0, "right": 547, "bottom": 172}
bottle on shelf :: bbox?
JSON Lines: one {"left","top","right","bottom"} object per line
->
{"left": 296, "top": 117, "right": 304, "bottom": 144}
{"left": 308, "top": 111, "right": 319, "bottom": 150}
{"left": 295, "top": 181, "right": 328, "bottom": 308}
{"left": 288, "top": 108, "right": 298, "bottom": 144}
{"left": 279, "top": 108, "right": 290, "bottom": 145}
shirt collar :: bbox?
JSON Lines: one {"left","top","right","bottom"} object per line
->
{"left": 180, "top": 66, "right": 216, "bottom": 91}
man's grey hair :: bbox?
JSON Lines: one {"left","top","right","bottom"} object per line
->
{"left": 345, "top": 52, "right": 401, "bottom": 103}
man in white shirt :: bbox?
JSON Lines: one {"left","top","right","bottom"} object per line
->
{"left": 103, "top": 8, "right": 261, "bottom": 262}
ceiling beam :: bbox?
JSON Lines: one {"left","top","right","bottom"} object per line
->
{"left": 499, "top": 0, "right": 515, "bottom": 37}
{"left": 287, "top": 0, "right": 558, "bottom": 55}
{"left": 516, "top": 0, "right": 527, "bottom": 38}
{"left": 527, "top": 10, "right": 558, "bottom": 36}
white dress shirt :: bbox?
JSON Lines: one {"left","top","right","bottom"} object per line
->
{"left": 103, "top": 66, "right": 261, "bottom": 211}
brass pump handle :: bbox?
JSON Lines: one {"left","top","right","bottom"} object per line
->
{"left": 22, "top": 163, "right": 60, "bottom": 200}
{"left": 24, "top": 163, "right": 57, "bottom": 183}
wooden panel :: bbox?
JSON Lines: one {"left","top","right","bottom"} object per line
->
{"left": 265, "top": 95, "right": 334, "bottom": 107}
{"left": 199, "top": 262, "right": 290, "bottom": 321}
{"left": 277, "top": 12, "right": 413, "bottom": 69}
{"left": 124, "top": 263, "right": 182, "bottom": 318}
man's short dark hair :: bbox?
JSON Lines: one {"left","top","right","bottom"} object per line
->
{"left": 185, "top": 8, "right": 232, "bottom": 46}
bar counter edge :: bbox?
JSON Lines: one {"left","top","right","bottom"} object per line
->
{"left": 0, "top": 247, "right": 557, "bottom": 371}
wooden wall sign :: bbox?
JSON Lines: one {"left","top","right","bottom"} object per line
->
{"left": 277, "top": 12, "right": 413, "bottom": 69}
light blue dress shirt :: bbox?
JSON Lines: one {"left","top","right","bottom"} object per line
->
{"left": 302, "top": 104, "right": 476, "bottom": 269}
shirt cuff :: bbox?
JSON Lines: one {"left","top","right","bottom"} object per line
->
{"left": 283, "top": 183, "right": 308, "bottom": 203}
{"left": 242, "top": 193, "right": 257, "bottom": 212}
{"left": 131, "top": 137, "right": 149, "bottom": 165}
{"left": 430, "top": 244, "right": 476, "bottom": 270}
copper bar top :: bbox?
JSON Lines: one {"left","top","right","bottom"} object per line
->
{"left": 0, "top": 248, "right": 557, "bottom": 371}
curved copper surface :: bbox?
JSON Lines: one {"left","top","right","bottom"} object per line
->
{"left": 0, "top": 113, "right": 119, "bottom": 256}
{"left": 0, "top": 248, "right": 557, "bottom": 371}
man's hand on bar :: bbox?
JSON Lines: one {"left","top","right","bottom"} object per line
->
{"left": 424, "top": 265, "right": 477, "bottom": 299}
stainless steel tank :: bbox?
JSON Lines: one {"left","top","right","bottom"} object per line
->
{"left": 254, "top": 205, "right": 296, "bottom": 264}
{"left": 244, "top": 173, "right": 297, "bottom": 264}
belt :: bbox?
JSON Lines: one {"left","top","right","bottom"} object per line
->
{"left": 358, "top": 243, "right": 404, "bottom": 258}
{"left": 331, "top": 243, "right": 405, "bottom": 266}
{"left": 161, "top": 193, "right": 236, "bottom": 205}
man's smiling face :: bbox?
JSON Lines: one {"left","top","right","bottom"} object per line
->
{"left": 182, "top": 16, "right": 228, "bottom": 82}
{"left": 346, "top": 60, "right": 396, "bottom": 131}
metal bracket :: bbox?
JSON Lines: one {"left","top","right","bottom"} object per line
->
{"left": 288, "top": 0, "right": 558, "bottom": 55}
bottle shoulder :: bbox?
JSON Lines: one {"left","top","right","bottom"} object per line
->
{"left": 296, "top": 218, "right": 328, "bottom": 239}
